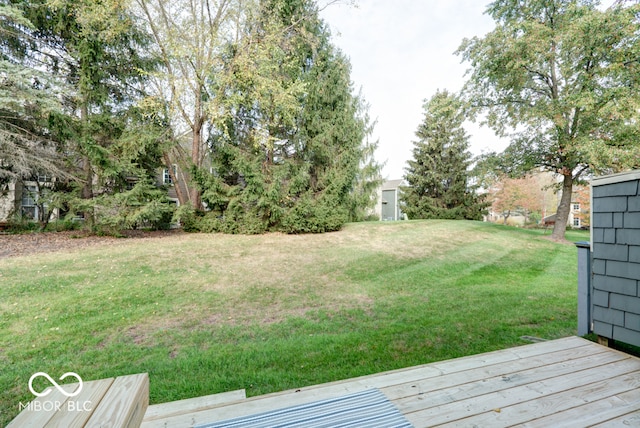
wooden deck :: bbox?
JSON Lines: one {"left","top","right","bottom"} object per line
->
{"left": 141, "top": 336, "right": 640, "bottom": 428}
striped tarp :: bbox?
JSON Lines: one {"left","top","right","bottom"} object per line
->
{"left": 196, "top": 388, "right": 413, "bottom": 428}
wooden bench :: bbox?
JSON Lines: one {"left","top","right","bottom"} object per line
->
{"left": 8, "top": 373, "right": 149, "bottom": 428}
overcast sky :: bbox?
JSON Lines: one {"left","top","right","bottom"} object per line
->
{"left": 319, "top": 1, "right": 509, "bottom": 180}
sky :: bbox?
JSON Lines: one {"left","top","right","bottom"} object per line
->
{"left": 319, "top": 1, "right": 509, "bottom": 180}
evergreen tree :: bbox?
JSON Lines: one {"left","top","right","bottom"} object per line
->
{"left": 0, "top": 3, "right": 68, "bottom": 186}
{"left": 401, "top": 90, "right": 486, "bottom": 221}
{"left": 347, "top": 102, "right": 383, "bottom": 222}
{"left": 198, "top": 0, "right": 381, "bottom": 233}
{"left": 18, "top": 0, "right": 171, "bottom": 230}
{"left": 282, "top": 15, "right": 374, "bottom": 233}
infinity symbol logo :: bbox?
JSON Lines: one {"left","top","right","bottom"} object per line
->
{"left": 28, "top": 372, "right": 83, "bottom": 398}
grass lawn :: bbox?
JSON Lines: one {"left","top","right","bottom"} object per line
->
{"left": 0, "top": 220, "right": 588, "bottom": 425}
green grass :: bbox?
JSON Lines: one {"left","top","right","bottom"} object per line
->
{"left": 0, "top": 221, "right": 587, "bottom": 425}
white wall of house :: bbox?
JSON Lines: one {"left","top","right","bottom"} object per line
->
{"left": 0, "top": 180, "right": 60, "bottom": 223}
{"left": 0, "top": 182, "right": 17, "bottom": 222}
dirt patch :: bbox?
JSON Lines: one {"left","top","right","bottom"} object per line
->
{"left": 0, "top": 229, "right": 184, "bottom": 259}
{"left": 540, "top": 235, "right": 573, "bottom": 245}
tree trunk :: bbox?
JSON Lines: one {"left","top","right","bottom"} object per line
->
{"left": 81, "top": 156, "right": 93, "bottom": 199}
{"left": 80, "top": 102, "right": 92, "bottom": 200}
{"left": 551, "top": 173, "right": 573, "bottom": 241}
{"left": 80, "top": 102, "right": 94, "bottom": 227}
{"left": 190, "top": 118, "right": 203, "bottom": 211}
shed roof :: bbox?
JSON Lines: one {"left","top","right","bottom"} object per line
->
{"left": 382, "top": 179, "right": 404, "bottom": 190}
{"left": 592, "top": 169, "right": 640, "bottom": 187}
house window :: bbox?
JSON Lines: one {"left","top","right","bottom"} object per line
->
{"left": 573, "top": 218, "right": 581, "bottom": 228}
{"left": 163, "top": 165, "right": 177, "bottom": 185}
{"left": 37, "top": 173, "right": 52, "bottom": 183}
{"left": 572, "top": 203, "right": 580, "bottom": 212}
{"left": 21, "top": 185, "right": 37, "bottom": 219}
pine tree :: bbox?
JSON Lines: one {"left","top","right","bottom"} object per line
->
{"left": 401, "top": 90, "right": 486, "bottom": 221}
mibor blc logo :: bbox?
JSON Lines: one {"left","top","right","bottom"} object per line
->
{"left": 20, "top": 372, "right": 92, "bottom": 413}
{"left": 28, "top": 372, "right": 83, "bottom": 397}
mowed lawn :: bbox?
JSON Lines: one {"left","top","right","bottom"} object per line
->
{"left": 0, "top": 220, "right": 587, "bottom": 425}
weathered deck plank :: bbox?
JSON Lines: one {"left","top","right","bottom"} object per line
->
{"left": 391, "top": 349, "right": 627, "bottom": 415}
{"left": 385, "top": 343, "right": 611, "bottom": 401}
{"left": 591, "top": 406, "right": 640, "bottom": 427}
{"left": 417, "top": 366, "right": 640, "bottom": 427}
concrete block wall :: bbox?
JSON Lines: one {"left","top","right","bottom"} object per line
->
{"left": 591, "top": 171, "right": 640, "bottom": 347}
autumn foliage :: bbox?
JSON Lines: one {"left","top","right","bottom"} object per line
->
{"left": 489, "top": 174, "right": 548, "bottom": 224}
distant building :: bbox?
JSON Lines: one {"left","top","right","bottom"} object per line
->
{"left": 0, "top": 165, "right": 185, "bottom": 225}
{"left": 373, "top": 179, "right": 405, "bottom": 221}
{"left": 542, "top": 184, "right": 590, "bottom": 229}
{"left": 0, "top": 176, "right": 59, "bottom": 224}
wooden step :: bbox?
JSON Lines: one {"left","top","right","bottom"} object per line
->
{"left": 142, "top": 389, "right": 246, "bottom": 423}
{"left": 85, "top": 373, "right": 149, "bottom": 428}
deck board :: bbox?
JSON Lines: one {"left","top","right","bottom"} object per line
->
{"left": 521, "top": 389, "right": 640, "bottom": 427}
{"left": 141, "top": 337, "right": 640, "bottom": 428}
{"left": 384, "top": 344, "right": 613, "bottom": 401}
{"left": 143, "top": 389, "right": 246, "bottom": 422}
{"left": 421, "top": 368, "right": 640, "bottom": 427}
{"left": 391, "top": 350, "right": 627, "bottom": 415}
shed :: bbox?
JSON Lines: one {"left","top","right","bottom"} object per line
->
{"left": 375, "top": 179, "right": 404, "bottom": 221}
{"left": 590, "top": 169, "right": 640, "bottom": 347}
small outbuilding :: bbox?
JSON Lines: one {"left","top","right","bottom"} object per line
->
{"left": 374, "top": 179, "right": 404, "bottom": 221}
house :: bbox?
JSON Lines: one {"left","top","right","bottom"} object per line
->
{"left": 0, "top": 165, "right": 183, "bottom": 225}
{"left": 541, "top": 184, "right": 590, "bottom": 229}
{"left": 0, "top": 175, "right": 59, "bottom": 224}
{"left": 158, "top": 164, "right": 182, "bottom": 206}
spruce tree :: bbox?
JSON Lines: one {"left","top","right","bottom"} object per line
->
{"left": 200, "top": 0, "right": 381, "bottom": 233}
{"left": 0, "top": 3, "right": 68, "bottom": 185}
{"left": 19, "top": 0, "right": 170, "bottom": 230}
{"left": 401, "top": 90, "right": 485, "bottom": 221}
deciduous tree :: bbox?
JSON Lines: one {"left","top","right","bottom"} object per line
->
{"left": 458, "top": 0, "right": 640, "bottom": 240}
{"left": 134, "top": 0, "right": 237, "bottom": 210}
{"left": 490, "top": 174, "right": 544, "bottom": 224}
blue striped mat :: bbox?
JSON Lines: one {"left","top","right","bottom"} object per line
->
{"left": 196, "top": 388, "right": 413, "bottom": 428}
